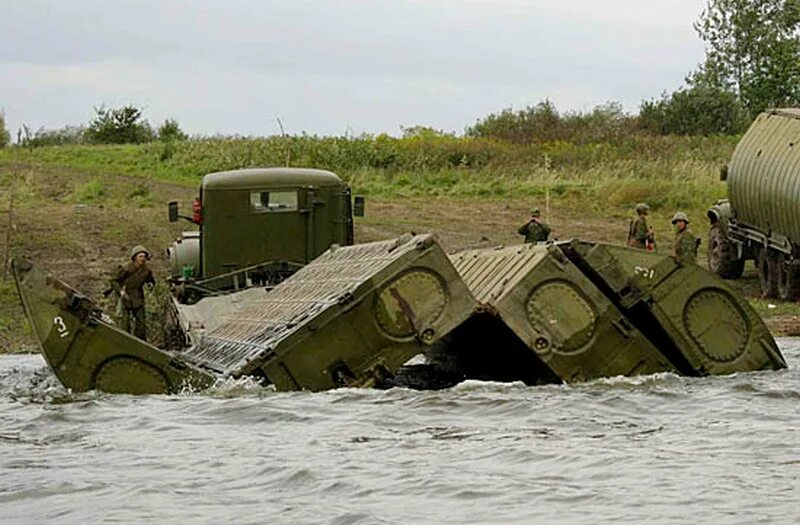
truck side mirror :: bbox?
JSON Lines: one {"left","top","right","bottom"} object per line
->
{"left": 168, "top": 201, "right": 179, "bottom": 223}
{"left": 720, "top": 165, "right": 728, "bottom": 182}
{"left": 353, "top": 196, "right": 365, "bottom": 217}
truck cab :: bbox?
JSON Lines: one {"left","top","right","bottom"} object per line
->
{"left": 167, "top": 167, "right": 361, "bottom": 301}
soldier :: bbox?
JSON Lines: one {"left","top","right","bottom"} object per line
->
{"left": 111, "top": 245, "right": 155, "bottom": 341}
{"left": 671, "top": 212, "right": 699, "bottom": 264}
{"left": 627, "top": 203, "right": 655, "bottom": 250}
{"left": 518, "top": 208, "right": 551, "bottom": 243}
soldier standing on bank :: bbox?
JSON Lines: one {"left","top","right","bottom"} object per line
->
{"left": 627, "top": 203, "right": 655, "bottom": 250}
{"left": 671, "top": 212, "right": 699, "bottom": 264}
{"left": 518, "top": 208, "right": 551, "bottom": 243}
{"left": 111, "top": 245, "right": 156, "bottom": 341}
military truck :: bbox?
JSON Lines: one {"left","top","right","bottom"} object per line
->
{"left": 707, "top": 109, "right": 800, "bottom": 300}
{"left": 167, "top": 167, "right": 363, "bottom": 302}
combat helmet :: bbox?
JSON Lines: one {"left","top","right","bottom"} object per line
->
{"left": 635, "top": 203, "right": 650, "bottom": 214}
{"left": 530, "top": 208, "right": 540, "bottom": 217}
{"left": 130, "top": 245, "right": 151, "bottom": 260}
{"left": 671, "top": 212, "right": 689, "bottom": 225}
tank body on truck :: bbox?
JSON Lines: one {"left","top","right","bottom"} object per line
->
{"left": 707, "top": 109, "right": 800, "bottom": 299}
{"left": 167, "top": 168, "right": 362, "bottom": 303}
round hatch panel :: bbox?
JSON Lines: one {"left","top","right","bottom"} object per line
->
{"left": 94, "top": 357, "right": 170, "bottom": 394}
{"left": 375, "top": 270, "right": 447, "bottom": 339}
{"left": 684, "top": 289, "right": 749, "bottom": 362}
{"left": 526, "top": 281, "right": 596, "bottom": 354}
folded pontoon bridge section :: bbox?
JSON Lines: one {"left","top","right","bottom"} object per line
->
{"left": 180, "top": 234, "right": 478, "bottom": 391}
{"left": 14, "top": 236, "right": 786, "bottom": 396}
{"left": 449, "top": 243, "right": 675, "bottom": 382}
{"left": 12, "top": 259, "right": 214, "bottom": 395}
{"left": 562, "top": 241, "right": 787, "bottom": 375}
{"left": 449, "top": 240, "right": 786, "bottom": 382}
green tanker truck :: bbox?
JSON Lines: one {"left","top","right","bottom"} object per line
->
{"left": 166, "top": 167, "right": 362, "bottom": 302}
{"left": 707, "top": 109, "right": 800, "bottom": 300}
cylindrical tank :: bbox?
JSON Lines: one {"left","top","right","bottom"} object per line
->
{"left": 728, "top": 109, "right": 800, "bottom": 243}
{"left": 167, "top": 231, "right": 200, "bottom": 279}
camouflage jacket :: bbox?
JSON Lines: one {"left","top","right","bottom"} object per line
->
{"left": 674, "top": 229, "right": 699, "bottom": 264}
{"left": 518, "top": 219, "right": 551, "bottom": 243}
{"left": 112, "top": 262, "right": 155, "bottom": 309}
{"left": 627, "top": 216, "right": 653, "bottom": 249}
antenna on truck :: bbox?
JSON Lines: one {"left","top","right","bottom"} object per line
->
{"left": 276, "top": 116, "right": 291, "bottom": 167}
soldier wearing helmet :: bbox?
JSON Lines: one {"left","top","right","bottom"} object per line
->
{"left": 627, "top": 203, "right": 655, "bottom": 250}
{"left": 111, "top": 245, "right": 156, "bottom": 340}
{"left": 518, "top": 207, "right": 551, "bottom": 243}
{"left": 671, "top": 212, "right": 699, "bottom": 264}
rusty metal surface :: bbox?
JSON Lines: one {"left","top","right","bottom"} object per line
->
{"left": 181, "top": 235, "right": 432, "bottom": 375}
{"left": 729, "top": 109, "right": 800, "bottom": 242}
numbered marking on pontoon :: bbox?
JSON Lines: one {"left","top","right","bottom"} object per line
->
{"left": 53, "top": 316, "right": 70, "bottom": 338}
{"left": 634, "top": 266, "right": 655, "bottom": 280}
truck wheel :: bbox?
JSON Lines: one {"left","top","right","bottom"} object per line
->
{"left": 707, "top": 224, "right": 744, "bottom": 279}
{"left": 757, "top": 248, "right": 779, "bottom": 298}
{"left": 777, "top": 254, "right": 800, "bottom": 301}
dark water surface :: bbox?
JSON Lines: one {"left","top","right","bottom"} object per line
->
{"left": 1, "top": 341, "right": 799, "bottom": 525}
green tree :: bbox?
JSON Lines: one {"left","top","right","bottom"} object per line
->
{"left": 400, "top": 125, "right": 453, "bottom": 139}
{"left": 157, "top": 118, "right": 188, "bottom": 141}
{"left": 639, "top": 85, "right": 750, "bottom": 135}
{"left": 85, "top": 105, "right": 154, "bottom": 144}
{"left": 0, "top": 110, "right": 10, "bottom": 147}
{"left": 691, "top": 0, "right": 800, "bottom": 115}
{"left": 467, "top": 100, "right": 561, "bottom": 143}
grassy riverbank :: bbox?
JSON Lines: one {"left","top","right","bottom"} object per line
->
{"left": 1, "top": 135, "right": 797, "bottom": 352}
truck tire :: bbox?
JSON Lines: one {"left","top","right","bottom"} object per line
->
{"left": 777, "top": 254, "right": 800, "bottom": 301}
{"left": 707, "top": 224, "right": 744, "bottom": 279}
{"left": 757, "top": 248, "right": 779, "bottom": 298}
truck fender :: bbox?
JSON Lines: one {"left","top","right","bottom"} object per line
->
{"left": 707, "top": 199, "right": 732, "bottom": 238}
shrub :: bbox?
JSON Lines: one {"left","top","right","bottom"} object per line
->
{"left": 86, "top": 105, "right": 154, "bottom": 144}
{"left": 19, "top": 124, "right": 86, "bottom": 147}
{"left": 466, "top": 100, "right": 639, "bottom": 144}
{"left": 157, "top": 119, "right": 188, "bottom": 141}
{"left": 639, "top": 86, "right": 751, "bottom": 135}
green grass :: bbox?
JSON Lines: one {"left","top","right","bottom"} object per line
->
{"left": 0, "top": 134, "right": 736, "bottom": 223}
{"left": 70, "top": 178, "right": 107, "bottom": 203}
{"left": 0, "top": 133, "right": 738, "bottom": 182}
{"left": 0, "top": 134, "right": 741, "bottom": 246}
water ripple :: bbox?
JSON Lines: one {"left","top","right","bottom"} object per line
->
{"left": 0, "top": 343, "right": 798, "bottom": 524}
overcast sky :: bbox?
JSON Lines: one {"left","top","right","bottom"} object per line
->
{"left": 1, "top": 0, "right": 708, "bottom": 138}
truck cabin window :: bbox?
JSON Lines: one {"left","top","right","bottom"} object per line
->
{"left": 250, "top": 190, "right": 298, "bottom": 213}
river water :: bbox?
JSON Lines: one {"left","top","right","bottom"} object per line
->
{"left": 1, "top": 341, "right": 798, "bottom": 525}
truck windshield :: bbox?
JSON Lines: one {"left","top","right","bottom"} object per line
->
{"left": 250, "top": 190, "right": 298, "bottom": 212}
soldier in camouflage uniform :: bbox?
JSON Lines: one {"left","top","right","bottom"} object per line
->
{"left": 671, "top": 212, "right": 699, "bottom": 264}
{"left": 627, "top": 203, "right": 655, "bottom": 249}
{"left": 111, "top": 245, "right": 156, "bottom": 341}
{"left": 518, "top": 208, "right": 551, "bottom": 243}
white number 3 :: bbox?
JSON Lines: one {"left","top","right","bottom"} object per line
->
{"left": 53, "top": 316, "right": 70, "bottom": 338}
